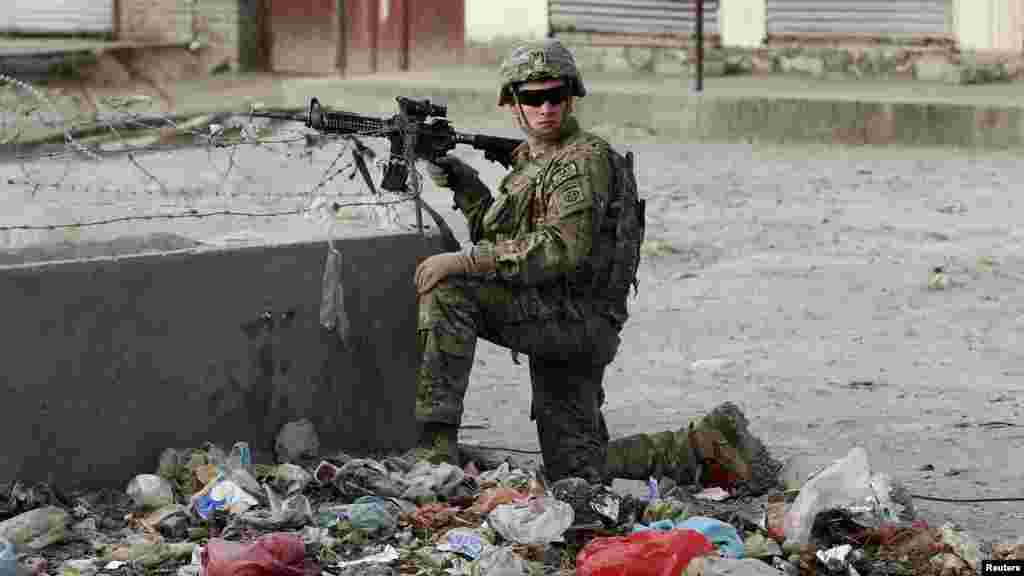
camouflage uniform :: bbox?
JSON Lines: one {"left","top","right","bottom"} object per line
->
{"left": 416, "top": 41, "right": 624, "bottom": 483}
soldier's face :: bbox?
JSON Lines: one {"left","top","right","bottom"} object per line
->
{"left": 511, "top": 79, "right": 574, "bottom": 139}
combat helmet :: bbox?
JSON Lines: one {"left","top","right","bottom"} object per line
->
{"left": 498, "top": 38, "right": 586, "bottom": 106}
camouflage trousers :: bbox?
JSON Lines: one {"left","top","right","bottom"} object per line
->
{"left": 417, "top": 276, "right": 621, "bottom": 484}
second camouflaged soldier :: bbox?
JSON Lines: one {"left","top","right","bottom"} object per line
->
{"left": 413, "top": 39, "right": 644, "bottom": 484}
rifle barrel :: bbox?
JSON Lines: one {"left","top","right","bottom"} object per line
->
{"left": 248, "top": 109, "right": 308, "bottom": 123}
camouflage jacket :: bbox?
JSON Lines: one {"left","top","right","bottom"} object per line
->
{"left": 457, "top": 117, "right": 614, "bottom": 319}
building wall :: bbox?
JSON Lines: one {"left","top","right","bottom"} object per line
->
{"left": 465, "top": 0, "right": 547, "bottom": 42}
{"left": 194, "top": 0, "right": 243, "bottom": 70}
{"left": 720, "top": 0, "right": 765, "bottom": 48}
{"left": 115, "top": 0, "right": 245, "bottom": 73}
{"left": 955, "top": 0, "right": 1024, "bottom": 52}
{"left": 267, "top": 0, "right": 340, "bottom": 75}
{"left": 116, "top": 0, "right": 191, "bottom": 43}
{"left": 407, "top": 0, "right": 466, "bottom": 69}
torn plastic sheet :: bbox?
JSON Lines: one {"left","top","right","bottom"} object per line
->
{"left": 319, "top": 233, "right": 352, "bottom": 347}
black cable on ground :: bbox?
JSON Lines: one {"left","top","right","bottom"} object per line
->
{"left": 909, "top": 494, "right": 1024, "bottom": 503}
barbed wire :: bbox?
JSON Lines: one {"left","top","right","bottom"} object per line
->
{"left": 0, "top": 198, "right": 412, "bottom": 232}
{"left": 0, "top": 73, "right": 427, "bottom": 237}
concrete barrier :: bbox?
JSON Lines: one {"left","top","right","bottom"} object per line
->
{"left": 1, "top": 232, "right": 442, "bottom": 489}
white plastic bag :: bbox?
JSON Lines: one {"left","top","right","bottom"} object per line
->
{"left": 488, "top": 497, "right": 574, "bottom": 545}
{"left": 126, "top": 474, "right": 176, "bottom": 510}
{"left": 782, "top": 446, "right": 873, "bottom": 544}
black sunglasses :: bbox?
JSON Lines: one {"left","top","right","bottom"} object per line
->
{"left": 515, "top": 84, "right": 571, "bottom": 107}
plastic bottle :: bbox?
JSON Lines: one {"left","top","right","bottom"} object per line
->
{"left": 1, "top": 537, "right": 16, "bottom": 576}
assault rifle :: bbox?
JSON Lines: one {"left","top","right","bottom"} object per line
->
{"left": 252, "top": 97, "right": 521, "bottom": 243}
{"left": 254, "top": 96, "right": 523, "bottom": 193}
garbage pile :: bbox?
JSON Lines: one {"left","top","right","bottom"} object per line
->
{"left": 0, "top": 406, "right": 1014, "bottom": 576}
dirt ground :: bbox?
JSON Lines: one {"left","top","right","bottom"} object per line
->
{"left": 442, "top": 139, "right": 1024, "bottom": 548}
{"left": 4, "top": 116, "right": 1024, "bottom": 548}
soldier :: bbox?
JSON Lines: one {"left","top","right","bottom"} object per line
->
{"left": 413, "top": 39, "right": 638, "bottom": 484}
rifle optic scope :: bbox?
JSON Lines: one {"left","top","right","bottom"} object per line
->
{"left": 396, "top": 97, "right": 447, "bottom": 119}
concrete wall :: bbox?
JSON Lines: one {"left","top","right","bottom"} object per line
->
{"left": 720, "top": 0, "right": 766, "bottom": 48}
{"left": 1, "top": 233, "right": 442, "bottom": 490}
{"left": 116, "top": 0, "right": 191, "bottom": 43}
{"left": 193, "top": 0, "right": 243, "bottom": 71}
{"left": 465, "top": 0, "right": 547, "bottom": 42}
{"left": 955, "top": 0, "right": 1024, "bottom": 52}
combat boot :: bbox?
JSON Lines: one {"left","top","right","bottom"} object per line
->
{"left": 605, "top": 427, "right": 700, "bottom": 486}
{"left": 416, "top": 421, "right": 461, "bottom": 466}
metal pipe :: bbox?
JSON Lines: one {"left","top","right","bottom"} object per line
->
{"left": 695, "top": 0, "right": 704, "bottom": 93}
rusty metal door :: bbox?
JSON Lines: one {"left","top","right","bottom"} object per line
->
{"left": 406, "top": 0, "right": 465, "bottom": 70}
{"left": 766, "top": 0, "right": 949, "bottom": 36}
{"left": 267, "top": 0, "right": 341, "bottom": 75}
{"left": 549, "top": 0, "right": 720, "bottom": 36}
{"left": 0, "top": 0, "right": 114, "bottom": 35}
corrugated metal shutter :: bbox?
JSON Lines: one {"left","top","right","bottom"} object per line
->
{"left": 0, "top": 0, "right": 114, "bottom": 35}
{"left": 767, "top": 0, "right": 949, "bottom": 36}
{"left": 550, "top": 0, "right": 720, "bottom": 36}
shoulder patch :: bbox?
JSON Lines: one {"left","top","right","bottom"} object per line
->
{"left": 548, "top": 160, "right": 580, "bottom": 185}
{"left": 560, "top": 181, "right": 584, "bottom": 205}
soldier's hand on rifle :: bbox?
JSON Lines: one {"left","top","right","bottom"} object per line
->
{"left": 415, "top": 252, "right": 469, "bottom": 295}
{"left": 425, "top": 156, "right": 476, "bottom": 190}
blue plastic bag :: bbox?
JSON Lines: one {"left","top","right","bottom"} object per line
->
{"left": 677, "top": 516, "right": 744, "bottom": 559}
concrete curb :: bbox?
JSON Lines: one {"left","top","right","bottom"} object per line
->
{"left": 6, "top": 73, "right": 1024, "bottom": 154}
{"left": 276, "top": 79, "right": 1024, "bottom": 149}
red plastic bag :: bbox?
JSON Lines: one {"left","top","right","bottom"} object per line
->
{"left": 202, "top": 533, "right": 315, "bottom": 576}
{"left": 576, "top": 529, "right": 714, "bottom": 576}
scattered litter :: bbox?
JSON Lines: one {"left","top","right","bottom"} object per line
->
{"left": 472, "top": 546, "right": 529, "bottom": 576}
{"left": 0, "top": 538, "right": 15, "bottom": 576}
{"left": 677, "top": 517, "right": 745, "bottom": 559}
{"left": 190, "top": 477, "right": 259, "bottom": 520}
{"left": 816, "top": 544, "right": 854, "bottom": 573}
{"left": 742, "top": 532, "right": 782, "bottom": 559}
{"left": 468, "top": 487, "right": 525, "bottom": 516}
{"left": 0, "top": 414, "right": 991, "bottom": 576}
{"left": 0, "top": 506, "right": 70, "bottom": 550}
{"left": 202, "top": 533, "right": 311, "bottom": 576}
{"left": 272, "top": 464, "right": 313, "bottom": 496}
{"left": 577, "top": 529, "right": 713, "bottom": 576}
{"left": 335, "top": 545, "right": 399, "bottom": 568}
{"left": 102, "top": 540, "right": 196, "bottom": 568}
{"left": 275, "top": 419, "right": 320, "bottom": 464}
{"left": 687, "top": 556, "right": 789, "bottom": 575}
{"left": 783, "top": 446, "right": 909, "bottom": 544}
{"left": 695, "top": 487, "right": 731, "bottom": 502}
{"left": 348, "top": 496, "right": 400, "bottom": 538}
{"left": 435, "top": 528, "right": 487, "bottom": 560}
{"left": 488, "top": 497, "right": 574, "bottom": 545}
{"left": 125, "top": 475, "right": 175, "bottom": 510}
{"left": 939, "top": 522, "right": 980, "bottom": 570}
